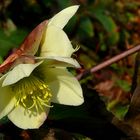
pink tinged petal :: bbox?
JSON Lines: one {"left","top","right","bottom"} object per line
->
{"left": 8, "top": 105, "right": 48, "bottom": 129}
{"left": 2, "top": 61, "right": 43, "bottom": 87}
{"left": 35, "top": 56, "right": 81, "bottom": 68}
{"left": 40, "top": 26, "right": 74, "bottom": 57}
{"left": 44, "top": 68, "right": 84, "bottom": 106}
{"left": 20, "top": 20, "right": 48, "bottom": 56}
{"left": 0, "top": 77, "right": 16, "bottom": 119}
{"left": 48, "top": 5, "right": 79, "bottom": 29}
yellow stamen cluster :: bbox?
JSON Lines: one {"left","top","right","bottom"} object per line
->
{"left": 11, "top": 74, "right": 52, "bottom": 114}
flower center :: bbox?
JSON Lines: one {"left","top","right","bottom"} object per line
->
{"left": 11, "top": 74, "right": 52, "bottom": 113}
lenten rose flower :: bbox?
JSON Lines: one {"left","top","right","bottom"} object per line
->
{"left": 0, "top": 5, "right": 84, "bottom": 129}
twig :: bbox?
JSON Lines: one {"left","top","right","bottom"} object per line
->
{"left": 77, "top": 45, "right": 140, "bottom": 80}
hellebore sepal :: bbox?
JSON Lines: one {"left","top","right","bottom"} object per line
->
{"left": 0, "top": 5, "right": 84, "bottom": 129}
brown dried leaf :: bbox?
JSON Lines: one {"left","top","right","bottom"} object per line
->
{"left": 95, "top": 80, "right": 114, "bottom": 93}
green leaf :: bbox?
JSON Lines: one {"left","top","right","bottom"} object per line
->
{"left": 78, "top": 17, "right": 94, "bottom": 38}
{"left": 0, "top": 29, "right": 28, "bottom": 58}
{"left": 115, "top": 105, "right": 129, "bottom": 120}
{"left": 95, "top": 0, "right": 113, "bottom": 8}
{"left": 94, "top": 11, "right": 119, "bottom": 44}
{"left": 57, "top": 0, "right": 72, "bottom": 9}
{"left": 116, "top": 79, "right": 131, "bottom": 92}
{"left": 0, "top": 56, "right": 3, "bottom": 64}
{"left": 107, "top": 103, "right": 129, "bottom": 120}
{"left": 100, "top": 44, "right": 107, "bottom": 51}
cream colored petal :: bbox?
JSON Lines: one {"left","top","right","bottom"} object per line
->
{"left": 48, "top": 5, "right": 79, "bottom": 29}
{"left": 0, "top": 77, "right": 16, "bottom": 119}
{"left": 2, "top": 61, "right": 43, "bottom": 87}
{"left": 40, "top": 26, "right": 74, "bottom": 57}
{"left": 35, "top": 56, "right": 81, "bottom": 68}
{"left": 43, "top": 68, "right": 84, "bottom": 106}
{"left": 8, "top": 105, "right": 49, "bottom": 129}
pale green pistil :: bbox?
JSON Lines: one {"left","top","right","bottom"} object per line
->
{"left": 11, "top": 74, "right": 52, "bottom": 113}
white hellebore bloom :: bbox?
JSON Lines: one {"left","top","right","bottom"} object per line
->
{"left": 0, "top": 5, "right": 84, "bottom": 129}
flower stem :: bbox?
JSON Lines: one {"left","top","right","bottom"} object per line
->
{"left": 77, "top": 45, "right": 140, "bottom": 80}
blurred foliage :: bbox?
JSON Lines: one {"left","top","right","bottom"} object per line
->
{"left": 0, "top": 0, "right": 140, "bottom": 139}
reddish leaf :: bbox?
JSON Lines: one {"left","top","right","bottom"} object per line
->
{"left": 0, "top": 20, "right": 48, "bottom": 73}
